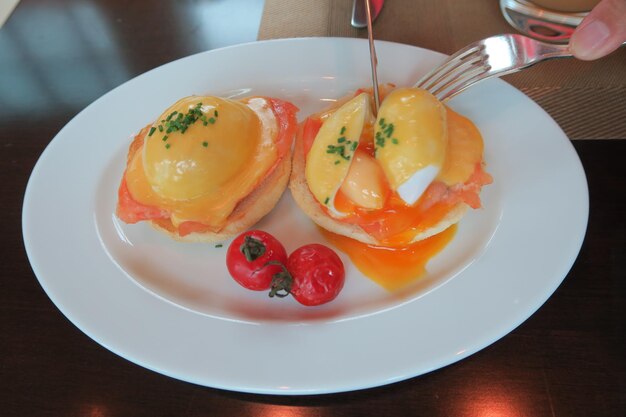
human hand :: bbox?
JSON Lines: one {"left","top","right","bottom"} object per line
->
{"left": 570, "top": 0, "right": 626, "bottom": 60}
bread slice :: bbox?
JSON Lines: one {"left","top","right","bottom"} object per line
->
{"left": 288, "top": 124, "right": 468, "bottom": 245}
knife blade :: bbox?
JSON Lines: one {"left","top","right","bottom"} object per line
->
{"left": 351, "top": 0, "right": 385, "bottom": 28}
{"left": 364, "top": 0, "right": 380, "bottom": 113}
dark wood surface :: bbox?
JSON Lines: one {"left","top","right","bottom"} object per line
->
{"left": 2, "top": 1, "right": 624, "bottom": 416}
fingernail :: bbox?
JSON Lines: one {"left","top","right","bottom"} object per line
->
{"left": 572, "top": 19, "right": 611, "bottom": 60}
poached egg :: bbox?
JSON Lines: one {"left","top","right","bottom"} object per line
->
{"left": 122, "top": 95, "right": 284, "bottom": 229}
{"left": 305, "top": 88, "right": 456, "bottom": 216}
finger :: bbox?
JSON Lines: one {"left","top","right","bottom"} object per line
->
{"left": 570, "top": 0, "right": 626, "bottom": 60}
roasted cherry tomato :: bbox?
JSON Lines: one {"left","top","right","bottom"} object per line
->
{"left": 285, "top": 244, "right": 345, "bottom": 306}
{"left": 226, "top": 230, "right": 288, "bottom": 291}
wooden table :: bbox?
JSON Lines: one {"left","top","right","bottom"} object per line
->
{"left": 2, "top": 1, "right": 624, "bottom": 415}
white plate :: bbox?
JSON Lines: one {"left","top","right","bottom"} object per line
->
{"left": 22, "top": 38, "right": 588, "bottom": 395}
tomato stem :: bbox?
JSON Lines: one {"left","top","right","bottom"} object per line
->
{"left": 266, "top": 261, "right": 293, "bottom": 298}
{"left": 240, "top": 235, "right": 266, "bottom": 262}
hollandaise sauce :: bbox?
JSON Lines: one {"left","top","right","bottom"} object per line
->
{"left": 301, "top": 87, "right": 490, "bottom": 291}
{"left": 321, "top": 225, "right": 457, "bottom": 291}
{"left": 125, "top": 95, "right": 279, "bottom": 228}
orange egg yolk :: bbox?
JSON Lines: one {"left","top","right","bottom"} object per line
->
{"left": 321, "top": 225, "right": 457, "bottom": 291}
{"left": 303, "top": 88, "right": 491, "bottom": 290}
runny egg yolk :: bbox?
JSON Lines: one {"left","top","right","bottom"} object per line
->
{"left": 306, "top": 88, "right": 449, "bottom": 219}
{"left": 305, "top": 88, "right": 487, "bottom": 290}
{"left": 325, "top": 107, "right": 483, "bottom": 290}
{"left": 321, "top": 225, "right": 457, "bottom": 291}
{"left": 336, "top": 107, "right": 485, "bottom": 244}
{"left": 124, "top": 96, "right": 279, "bottom": 228}
{"left": 338, "top": 149, "right": 388, "bottom": 210}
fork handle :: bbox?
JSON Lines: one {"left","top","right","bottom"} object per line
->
{"left": 535, "top": 41, "right": 573, "bottom": 60}
{"left": 536, "top": 37, "right": 626, "bottom": 61}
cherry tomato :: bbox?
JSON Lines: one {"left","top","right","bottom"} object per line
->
{"left": 226, "top": 230, "right": 287, "bottom": 291}
{"left": 285, "top": 244, "right": 345, "bottom": 306}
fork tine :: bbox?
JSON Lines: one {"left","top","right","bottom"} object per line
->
{"left": 420, "top": 52, "right": 483, "bottom": 92}
{"left": 427, "top": 54, "right": 488, "bottom": 98}
{"left": 416, "top": 34, "right": 573, "bottom": 101}
{"left": 437, "top": 65, "right": 493, "bottom": 101}
{"left": 416, "top": 43, "right": 484, "bottom": 90}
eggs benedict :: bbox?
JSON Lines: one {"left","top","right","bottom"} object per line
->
{"left": 116, "top": 95, "right": 298, "bottom": 242}
{"left": 289, "top": 87, "right": 492, "bottom": 246}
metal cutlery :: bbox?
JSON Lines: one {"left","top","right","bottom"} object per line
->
{"left": 351, "top": 0, "right": 385, "bottom": 28}
{"left": 364, "top": 0, "right": 381, "bottom": 112}
{"left": 415, "top": 33, "right": 572, "bottom": 101}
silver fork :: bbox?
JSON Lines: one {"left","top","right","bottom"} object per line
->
{"left": 415, "top": 33, "right": 571, "bottom": 101}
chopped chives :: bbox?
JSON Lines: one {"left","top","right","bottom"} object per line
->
{"left": 153, "top": 101, "right": 218, "bottom": 143}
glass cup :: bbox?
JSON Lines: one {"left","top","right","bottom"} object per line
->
{"left": 531, "top": 0, "right": 599, "bottom": 13}
{"left": 500, "top": 0, "right": 600, "bottom": 43}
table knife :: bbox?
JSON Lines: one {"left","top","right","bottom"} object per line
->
{"left": 351, "top": 0, "right": 385, "bottom": 28}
